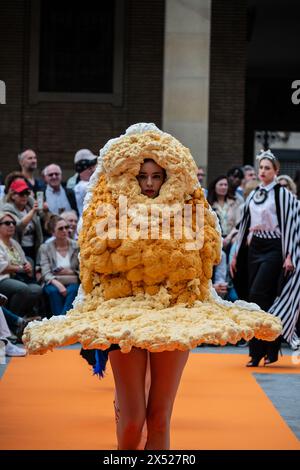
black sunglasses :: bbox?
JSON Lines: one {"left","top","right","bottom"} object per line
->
{"left": 18, "top": 190, "right": 30, "bottom": 196}
{"left": 48, "top": 172, "right": 61, "bottom": 177}
{"left": 57, "top": 225, "right": 70, "bottom": 231}
{"left": 0, "top": 220, "right": 17, "bottom": 226}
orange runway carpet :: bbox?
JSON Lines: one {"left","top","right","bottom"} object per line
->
{"left": 1, "top": 350, "right": 299, "bottom": 450}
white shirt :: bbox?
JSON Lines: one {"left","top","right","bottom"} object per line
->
{"left": 74, "top": 180, "right": 89, "bottom": 216}
{"left": 45, "top": 185, "right": 72, "bottom": 215}
{"left": 249, "top": 181, "right": 280, "bottom": 235}
{"left": 56, "top": 251, "right": 71, "bottom": 269}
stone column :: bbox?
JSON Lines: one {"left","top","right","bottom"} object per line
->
{"left": 163, "top": 0, "right": 211, "bottom": 183}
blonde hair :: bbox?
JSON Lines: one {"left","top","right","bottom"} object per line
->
{"left": 277, "top": 175, "right": 297, "bottom": 194}
{"left": 244, "top": 179, "right": 260, "bottom": 199}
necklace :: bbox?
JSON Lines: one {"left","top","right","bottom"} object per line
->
{"left": 253, "top": 187, "right": 268, "bottom": 204}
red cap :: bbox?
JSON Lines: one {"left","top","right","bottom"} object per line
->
{"left": 10, "top": 179, "right": 30, "bottom": 193}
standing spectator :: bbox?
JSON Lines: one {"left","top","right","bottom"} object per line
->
{"left": 18, "top": 149, "right": 46, "bottom": 194}
{"left": 2, "top": 179, "right": 43, "bottom": 261}
{"left": 38, "top": 216, "right": 79, "bottom": 315}
{"left": 73, "top": 149, "right": 97, "bottom": 216}
{"left": 294, "top": 169, "right": 300, "bottom": 199}
{"left": 67, "top": 148, "right": 97, "bottom": 190}
{"left": 207, "top": 175, "right": 242, "bottom": 249}
{"left": 44, "top": 164, "right": 78, "bottom": 215}
{"left": 227, "top": 166, "right": 244, "bottom": 201}
{"left": 238, "top": 165, "right": 257, "bottom": 196}
{"left": 0, "top": 172, "right": 5, "bottom": 204}
{"left": 196, "top": 166, "right": 207, "bottom": 196}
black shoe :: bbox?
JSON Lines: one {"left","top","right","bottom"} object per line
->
{"left": 264, "top": 357, "right": 278, "bottom": 366}
{"left": 246, "top": 357, "right": 263, "bottom": 367}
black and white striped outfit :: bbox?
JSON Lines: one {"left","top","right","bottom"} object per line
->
{"left": 252, "top": 230, "right": 281, "bottom": 239}
{"left": 235, "top": 182, "right": 300, "bottom": 349}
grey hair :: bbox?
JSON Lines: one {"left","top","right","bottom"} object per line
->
{"left": 18, "top": 149, "right": 35, "bottom": 164}
{"left": 60, "top": 210, "right": 78, "bottom": 220}
{"left": 243, "top": 164, "right": 255, "bottom": 172}
{"left": 43, "top": 164, "right": 62, "bottom": 176}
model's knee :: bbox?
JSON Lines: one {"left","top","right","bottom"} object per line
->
{"left": 147, "top": 409, "right": 171, "bottom": 434}
{"left": 120, "top": 418, "right": 144, "bottom": 442}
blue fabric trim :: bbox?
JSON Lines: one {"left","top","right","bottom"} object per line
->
{"left": 93, "top": 350, "right": 109, "bottom": 378}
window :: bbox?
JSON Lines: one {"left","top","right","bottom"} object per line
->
{"left": 29, "top": 0, "right": 124, "bottom": 104}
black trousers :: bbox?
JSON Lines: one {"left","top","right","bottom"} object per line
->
{"left": 248, "top": 237, "right": 283, "bottom": 361}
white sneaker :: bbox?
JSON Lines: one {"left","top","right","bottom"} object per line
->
{"left": 5, "top": 340, "right": 26, "bottom": 357}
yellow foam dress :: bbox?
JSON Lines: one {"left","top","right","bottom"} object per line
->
{"left": 24, "top": 123, "right": 281, "bottom": 354}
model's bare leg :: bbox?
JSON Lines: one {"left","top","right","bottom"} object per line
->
{"left": 145, "top": 350, "right": 189, "bottom": 450}
{"left": 138, "top": 351, "right": 151, "bottom": 449}
{"left": 109, "top": 348, "right": 148, "bottom": 450}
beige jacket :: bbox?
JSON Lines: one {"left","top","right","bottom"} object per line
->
{"left": 38, "top": 239, "right": 79, "bottom": 285}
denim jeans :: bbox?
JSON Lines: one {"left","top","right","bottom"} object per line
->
{"left": 44, "top": 283, "right": 79, "bottom": 315}
{"left": 2, "top": 307, "right": 23, "bottom": 331}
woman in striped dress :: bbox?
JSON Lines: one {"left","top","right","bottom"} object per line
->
{"left": 231, "top": 150, "right": 300, "bottom": 366}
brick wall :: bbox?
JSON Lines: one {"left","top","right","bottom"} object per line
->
{"left": 0, "top": 0, "right": 165, "bottom": 179}
{"left": 207, "top": 0, "right": 247, "bottom": 183}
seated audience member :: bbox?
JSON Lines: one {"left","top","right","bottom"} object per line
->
{"left": 0, "top": 212, "right": 43, "bottom": 316}
{"left": 0, "top": 306, "right": 26, "bottom": 356}
{"left": 2, "top": 178, "right": 44, "bottom": 261}
{"left": 60, "top": 210, "right": 78, "bottom": 239}
{"left": 38, "top": 216, "right": 79, "bottom": 315}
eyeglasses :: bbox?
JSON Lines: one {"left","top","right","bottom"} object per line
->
{"left": 0, "top": 220, "right": 17, "bottom": 226}
{"left": 47, "top": 172, "right": 61, "bottom": 177}
{"left": 18, "top": 190, "right": 30, "bottom": 196}
{"left": 57, "top": 225, "right": 70, "bottom": 231}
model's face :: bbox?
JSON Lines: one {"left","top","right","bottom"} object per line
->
{"left": 22, "top": 151, "right": 37, "bottom": 171}
{"left": 215, "top": 178, "right": 228, "bottom": 197}
{"left": 137, "top": 160, "right": 165, "bottom": 198}
{"left": 258, "top": 159, "right": 277, "bottom": 185}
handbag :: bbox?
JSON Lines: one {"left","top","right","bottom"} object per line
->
{"left": 55, "top": 274, "right": 78, "bottom": 286}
